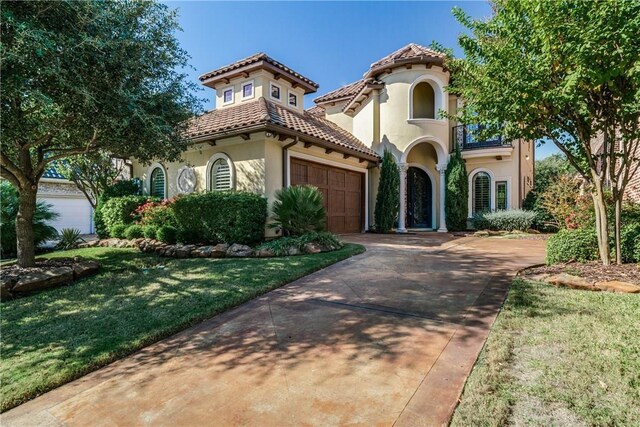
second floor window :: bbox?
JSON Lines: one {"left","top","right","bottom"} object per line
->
{"left": 412, "top": 82, "right": 435, "bottom": 119}
{"left": 270, "top": 83, "right": 281, "bottom": 101}
{"left": 223, "top": 88, "right": 233, "bottom": 104}
{"left": 289, "top": 92, "right": 297, "bottom": 107}
{"left": 242, "top": 82, "right": 253, "bottom": 99}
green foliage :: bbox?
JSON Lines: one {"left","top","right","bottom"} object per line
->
{"left": 124, "top": 225, "right": 144, "bottom": 240}
{"left": 546, "top": 228, "right": 599, "bottom": 264}
{"left": 472, "top": 209, "right": 537, "bottom": 231}
{"left": 135, "top": 200, "right": 176, "bottom": 228}
{"left": 0, "top": 182, "right": 58, "bottom": 257}
{"left": 110, "top": 224, "right": 127, "bottom": 240}
{"left": 170, "top": 192, "right": 267, "bottom": 245}
{"left": 257, "top": 232, "right": 343, "bottom": 256}
{"left": 270, "top": 186, "right": 326, "bottom": 236}
{"left": 55, "top": 228, "right": 85, "bottom": 250}
{"left": 95, "top": 180, "right": 142, "bottom": 239}
{"left": 445, "top": 146, "right": 468, "bottom": 230}
{"left": 100, "top": 196, "right": 156, "bottom": 237}
{"left": 156, "top": 225, "right": 178, "bottom": 244}
{"left": 143, "top": 225, "right": 158, "bottom": 240}
{"left": 620, "top": 222, "right": 640, "bottom": 263}
{"left": 374, "top": 149, "right": 400, "bottom": 232}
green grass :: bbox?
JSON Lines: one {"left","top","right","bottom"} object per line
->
{"left": 0, "top": 244, "right": 364, "bottom": 412}
{"left": 451, "top": 278, "right": 640, "bottom": 426}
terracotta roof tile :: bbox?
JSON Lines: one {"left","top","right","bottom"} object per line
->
{"left": 306, "top": 105, "right": 326, "bottom": 117}
{"left": 187, "top": 98, "right": 378, "bottom": 159}
{"left": 314, "top": 79, "right": 366, "bottom": 104}
{"left": 369, "top": 43, "right": 445, "bottom": 72}
{"left": 199, "top": 52, "right": 318, "bottom": 90}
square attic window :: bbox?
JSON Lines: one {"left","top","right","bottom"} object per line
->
{"left": 270, "top": 83, "right": 281, "bottom": 101}
{"left": 242, "top": 82, "right": 253, "bottom": 99}
{"left": 288, "top": 92, "right": 298, "bottom": 107}
{"left": 223, "top": 88, "right": 233, "bottom": 104}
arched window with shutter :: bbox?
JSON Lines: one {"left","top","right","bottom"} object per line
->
{"left": 150, "top": 167, "right": 166, "bottom": 199}
{"left": 206, "top": 153, "right": 235, "bottom": 191}
{"left": 473, "top": 172, "right": 491, "bottom": 214}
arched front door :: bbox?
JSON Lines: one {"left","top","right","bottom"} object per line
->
{"left": 407, "top": 167, "right": 433, "bottom": 228}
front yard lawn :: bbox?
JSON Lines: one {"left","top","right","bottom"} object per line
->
{"left": 451, "top": 278, "right": 640, "bottom": 426}
{"left": 0, "top": 244, "right": 364, "bottom": 412}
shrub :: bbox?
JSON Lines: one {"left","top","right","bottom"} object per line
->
{"left": 374, "top": 149, "right": 400, "bottom": 232}
{"left": 124, "top": 224, "right": 144, "bottom": 240}
{"left": 472, "top": 209, "right": 537, "bottom": 231}
{"left": 635, "top": 239, "right": 640, "bottom": 264}
{"left": 445, "top": 145, "right": 468, "bottom": 231}
{"left": 171, "top": 191, "right": 267, "bottom": 245}
{"left": 157, "top": 225, "right": 178, "bottom": 244}
{"left": 620, "top": 222, "right": 640, "bottom": 263}
{"left": 546, "top": 228, "right": 599, "bottom": 264}
{"left": 540, "top": 174, "right": 593, "bottom": 230}
{"left": 56, "top": 228, "right": 85, "bottom": 250}
{"left": 257, "top": 232, "right": 342, "bottom": 256}
{"left": 143, "top": 225, "right": 158, "bottom": 239}
{"left": 95, "top": 179, "right": 142, "bottom": 238}
{"left": 110, "top": 224, "right": 128, "bottom": 239}
{"left": 100, "top": 195, "right": 156, "bottom": 236}
{"left": 0, "top": 181, "right": 59, "bottom": 257}
{"left": 134, "top": 199, "right": 176, "bottom": 227}
{"left": 271, "top": 185, "right": 326, "bottom": 236}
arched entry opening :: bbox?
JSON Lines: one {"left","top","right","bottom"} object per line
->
{"left": 407, "top": 166, "right": 433, "bottom": 228}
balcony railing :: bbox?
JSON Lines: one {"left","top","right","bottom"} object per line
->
{"left": 452, "top": 124, "right": 510, "bottom": 150}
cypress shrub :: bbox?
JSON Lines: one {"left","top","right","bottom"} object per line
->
{"left": 445, "top": 145, "right": 468, "bottom": 231}
{"left": 374, "top": 149, "right": 400, "bottom": 232}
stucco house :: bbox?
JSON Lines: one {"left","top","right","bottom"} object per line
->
{"left": 131, "top": 43, "right": 534, "bottom": 234}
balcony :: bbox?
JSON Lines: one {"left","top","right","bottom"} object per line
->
{"left": 452, "top": 124, "right": 511, "bottom": 151}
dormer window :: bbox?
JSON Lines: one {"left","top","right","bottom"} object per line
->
{"left": 288, "top": 91, "right": 298, "bottom": 107}
{"left": 270, "top": 82, "right": 281, "bottom": 101}
{"left": 223, "top": 87, "right": 234, "bottom": 105}
{"left": 242, "top": 81, "right": 254, "bottom": 100}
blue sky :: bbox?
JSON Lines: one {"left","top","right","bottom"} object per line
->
{"left": 167, "top": 1, "right": 557, "bottom": 158}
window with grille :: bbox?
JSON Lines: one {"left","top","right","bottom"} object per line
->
{"left": 210, "top": 158, "right": 232, "bottom": 191}
{"left": 150, "top": 167, "right": 165, "bottom": 199}
{"left": 495, "top": 181, "right": 507, "bottom": 210}
{"left": 473, "top": 172, "right": 491, "bottom": 214}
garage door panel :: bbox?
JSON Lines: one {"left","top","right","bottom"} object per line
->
{"left": 38, "top": 196, "right": 93, "bottom": 234}
{"left": 290, "top": 158, "right": 363, "bottom": 234}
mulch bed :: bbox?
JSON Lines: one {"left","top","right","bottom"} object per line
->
{"left": 522, "top": 261, "right": 640, "bottom": 285}
{"left": 1, "top": 258, "right": 77, "bottom": 282}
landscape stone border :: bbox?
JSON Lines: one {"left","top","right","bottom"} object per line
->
{"left": 81, "top": 238, "right": 338, "bottom": 259}
{"left": 518, "top": 270, "right": 640, "bottom": 294}
{"left": 1, "top": 257, "right": 101, "bottom": 299}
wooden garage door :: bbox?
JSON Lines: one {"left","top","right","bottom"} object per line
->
{"left": 290, "top": 158, "right": 364, "bottom": 234}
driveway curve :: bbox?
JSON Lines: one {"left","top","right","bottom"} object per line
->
{"left": 3, "top": 234, "right": 545, "bottom": 427}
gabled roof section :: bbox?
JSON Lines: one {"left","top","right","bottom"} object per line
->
{"left": 306, "top": 105, "right": 326, "bottom": 117}
{"left": 313, "top": 79, "right": 366, "bottom": 104}
{"left": 365, "top": 43, "right": 445, "bottom": 78}
{"left": 199, "top": 53, "right": 319, "bottom": 94}
{"left": 186, "top": 98, "right": 379, "bottom": 160}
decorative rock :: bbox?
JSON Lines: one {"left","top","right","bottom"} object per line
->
{"left": 192, "top": 246, "right": 214, "bottom": 258}
{"left": 1, "top": 277, "right": 17, "bottom": 299}
{"left": 546, "top": 273, "right": 599, "bottom": 291}
{"left": 72, "top": 261, "right": 101, "bottom": 280}
{"left": 286, "top": 247, "right": 301, "bottom": 256}
{"left": 303, "top": 243, "right": 321, "bottom": 254}
{"left": 175, "top": 245, "right": 196, "bottom": 258}
{"left": 255, "top": 248, "right": 275, "bottom": 258}
{"left": 227, "top": 243, "right": 253, "bottom": 257}
{"left": 12, "top": 267, "right": 74, "bottom": 293}
{"left": 595, "top": 280, "right": 640, "bottom": 294}
{"left": 211, "top": 244, "right": 229, "bottom": 258}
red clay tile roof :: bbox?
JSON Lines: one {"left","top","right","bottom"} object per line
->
{"left": 306, "top": 105, "right": 326, "bottom": 117}
{"left": 367, "top": 43, "right": 445, "bottom": 76}
{"left": 187, "top": 98, "right": 378, "bottom": 159}
{"left": 199, "top": 52, "right": 319, "bottom": 92}
{"left": 314, "top": 79, "right": 366, "bottom": 104}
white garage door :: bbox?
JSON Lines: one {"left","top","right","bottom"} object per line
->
{"left": 38, "top": 196, "right": 94, "bottom": 234}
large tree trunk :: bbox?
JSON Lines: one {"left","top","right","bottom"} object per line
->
{"left": 591, "top": 182, "right": 611, "bottom": 266}
{"left": 16, "top": 185, "right": 38, "bottom": 267}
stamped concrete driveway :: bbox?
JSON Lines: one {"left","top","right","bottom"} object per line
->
{"left": 3, "top": 234, "right": 545, "bottom": 427}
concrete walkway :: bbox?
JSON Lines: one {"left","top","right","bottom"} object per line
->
{"left": 3, "top": 234, "right": 545, "bottom": 427}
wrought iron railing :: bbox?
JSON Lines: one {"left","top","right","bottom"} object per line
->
{"left": 452, "top": 124, "right": 509, "bottom": 150}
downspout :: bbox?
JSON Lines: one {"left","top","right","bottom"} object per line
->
{"left": 282, "top": 137, "right": 299, "bottom": 188}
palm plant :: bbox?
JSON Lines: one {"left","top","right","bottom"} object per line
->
{"left": 1, "top": 181, "right": 58, "bottom": 257}
{"left": 270, "top": 185, "right": 326, "bottom": 236}
{"left": 56, "top": 228, "right": 86, "bottom": 250}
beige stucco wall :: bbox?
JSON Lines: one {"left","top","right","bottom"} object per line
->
{"left": 323, "top": 103, "right": 354, "bottom": 133}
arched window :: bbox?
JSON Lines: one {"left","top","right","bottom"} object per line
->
{"left": 209, "top": 157, "right": 232, "bottom": 191}
{"left": 150, "top": 167, "right": 166, "bottom": 199}
{"left": 473, "top": 172, "right": 491, "bottom": 214}
{"left": 412, "top": 82, "right": 435, "bottom": 119}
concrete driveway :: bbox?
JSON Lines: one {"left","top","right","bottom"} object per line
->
{"left": 3, "top": 234, "right": 545, "bottom": 427}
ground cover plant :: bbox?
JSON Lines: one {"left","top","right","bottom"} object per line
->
{"left": 0, "top": 244, "right": 364, "bottom": 412}
{"left": 451, "top": 278, "right": 640, "bottom": 426}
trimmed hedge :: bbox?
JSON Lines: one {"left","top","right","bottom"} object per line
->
{"left": 171, "top": 191, "right": 267, "bottom": 245}
{"left": 143, "top": 225, "right": 158, "bottom": 239}
{"left": 110, "top": 224, "right": 127, "bottom": 239}
{"left": 472, "top": 209, "right": 537, "bottom": 231}
{"left": 546, "top": 228, "right": 599, "bottom": 264}
{"left": 101, "top": 195, "right": 157, "bottom": 237}
{"left": 157, "top": 225, "right": 177, "bottom": 244}
{"left": 124, "top": 225, "right": 144, "bottom": 240}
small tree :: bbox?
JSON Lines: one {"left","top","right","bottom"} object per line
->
{"left": 271, "top": 185, "right": 326, "bottom": 236}
{"left": 374, "top": 150, "right": 400, "bottom": 232}
{"left": 445, "top": 145, "right": 468, "bottom": 230}
{"left": 0, "top": 1, "right": 201, "bottom": 266}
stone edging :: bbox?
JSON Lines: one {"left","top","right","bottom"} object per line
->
{"left": 81, "top": 238, "right": 338, "bottom": 259}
